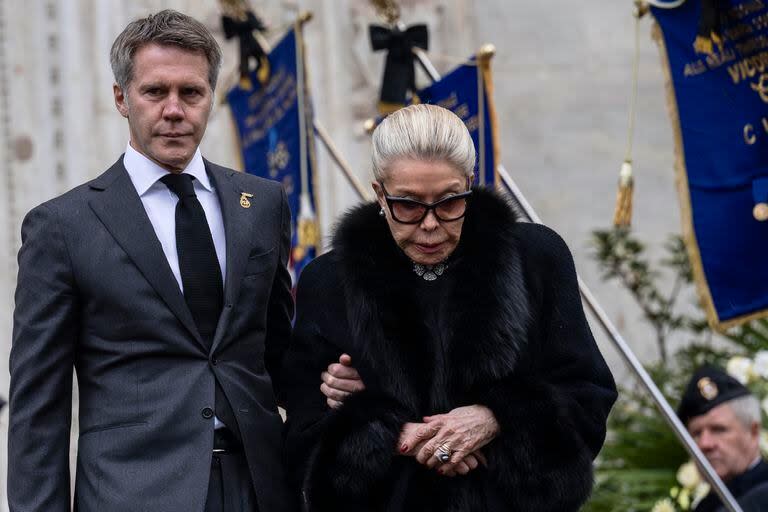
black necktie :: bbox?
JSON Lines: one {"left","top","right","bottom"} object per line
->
{"left": 161, "top": 173, "right": 223, "bottom": 341}
{"left": 161, "top": 173, "right": 240, "bottom": 439}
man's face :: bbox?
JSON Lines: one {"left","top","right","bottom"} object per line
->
{"left": 688, "top": 402, "right": 760, "bottom": 481}
{"left": 113, "top": 43, "right": 213, "bottom": 173}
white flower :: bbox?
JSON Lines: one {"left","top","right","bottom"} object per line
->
{"left": 760, "top": 430, "right": 768, "bottom": 457}
{"left": 677, "top": 488, "right": 691, "bottom": 510}
{"left": 692, "top": 482, "right": 710, "bottom": 509}
{"left": 652, "top": 498, "right": 677, "bottom": 512}
{"left": 726, "top": 356, "right": 754, "bottom": 385}
{"left": 754, "top": 351, "right": 768, "bottom": 379}
{"left": 676, "top": 461, "right": 701, "bottom": 489}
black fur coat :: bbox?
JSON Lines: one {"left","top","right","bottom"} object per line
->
{"left": 283, "top": 187, "right": 617, "bottom": 512}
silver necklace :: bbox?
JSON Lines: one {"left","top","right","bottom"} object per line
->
{"left": 412, "top": 260, "right": 448, "bottom": 281}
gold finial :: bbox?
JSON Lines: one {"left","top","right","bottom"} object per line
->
{"left": 370, "top": 0, "right": 401, "bottom": 24}
{"left": 218, "top": 0, "right": 248, "bottom": 20}
{"left": 634, "top": 0, "right": 650, "bottom": 18}
{"left": 298, "top": 11, "right": 313, "bottom": 26}
{"left": 477, "top": 44, "right": 496, "bottom": 61}
{"left": 363, "top": 118, "right": 377, "bottom": 134}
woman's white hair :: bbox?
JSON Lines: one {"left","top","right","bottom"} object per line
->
{"left": 371, "top": 104, "right": 476, "bottom": 181}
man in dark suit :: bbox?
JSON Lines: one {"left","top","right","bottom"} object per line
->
{"left": 8, "top": 10, "right": 298, "bottom": 512}
{"left": 678, "top": 365, "right": 768, "bottom": 512}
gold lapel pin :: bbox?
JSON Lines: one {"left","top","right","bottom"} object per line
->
{"left": 240, "top": 192, "right": 253, "bottom": 209}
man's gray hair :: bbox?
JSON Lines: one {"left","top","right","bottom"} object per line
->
{"left": 371, "top": 104, "right": 476, "bottom": 182}
{"left": 728, "top": 395, "right": 762, "bottom": 430}
{"left": 110, "top": 9, "right": 222, "bottom": 92}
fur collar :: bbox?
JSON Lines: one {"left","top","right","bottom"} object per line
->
{"left": 332, "top": 186, "right": 531, "bottom": 413}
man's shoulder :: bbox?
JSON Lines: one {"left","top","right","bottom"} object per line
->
{"left": 32, "top": 158, "right": 125, "bottom": 215}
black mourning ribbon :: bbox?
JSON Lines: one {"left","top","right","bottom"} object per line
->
{"left": 161, "top": 173, "right": 241, "bottom": 442}
{"left": 370, "top": 24, "right": 429, "bottom": 109}
{"left": 222, "top": 11, "right": 268, "bottom": 82}
{"left": 695, "top": 0, "right": 728, "bottom": 54}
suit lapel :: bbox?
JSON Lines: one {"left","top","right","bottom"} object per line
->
{"left": 206, "top": 161, "right": 254, "bottom": 351}
{"left": 88, "top": 157, "right": 207, "bottom": 352}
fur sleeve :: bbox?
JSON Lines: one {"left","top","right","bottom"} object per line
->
{"left": 305, "top": 389, "right": 412, "bottom": 508}
{"left": 474, "top": 374, "right": 600, "bottom": 511}
{"left": 472, "top": 224, "right": 617, "bottom": 511}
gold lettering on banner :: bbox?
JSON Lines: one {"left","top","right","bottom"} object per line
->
{"left": 685, "top": 60, "right": 707, "bottom": 76}
{"left": 705, "top": 47, "right": 737, "bottom": 69}
{"left": 437, "top": 93, "right": 459, "bottom": 110}
{"left": 751, "top": 73, "right": 768, "bottom": 101}
{"left": 745, "top": 123, "right": 757, "bottom": 144}
{"left": 726, "top": 51, "right": 768, "bottom": 84}
{"left": 465, "top": 115, "right": 479, "bottom": 132}
{"left": 454, "top": 103, "right": 470, "bottom": 119}
{"left": 239, "top": 67, "right": 298, "bottom": 150}
{"left": 731, "top": 0, "right": 765, "bottom": 20}
{"left": 736, "top": 35, "right": 768, "bottom": 54}
{"left": 724, "top": 23, "right": 755, "bottom": 41}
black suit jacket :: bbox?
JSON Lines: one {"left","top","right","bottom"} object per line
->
{"left": 8, "top": 156, "right": 294, "bottom": 511}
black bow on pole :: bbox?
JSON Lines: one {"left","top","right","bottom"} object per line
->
{"left": 694, "top": 0, "right": 727, "bottom": 55}
{"left": 222, "top": 10, "right": 269, "bottom": 88}
{"left": 369, "top": 23, "right": 429, "bottom": 114}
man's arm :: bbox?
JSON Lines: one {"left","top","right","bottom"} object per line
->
{"left": 320, "top": 353, "right": 365, "bottom": 408}
{"left": 8, "top": 203, "right": 78, "bottom": 512}
{"left": 264, "top": 186, "right": 295, "bottom": 403}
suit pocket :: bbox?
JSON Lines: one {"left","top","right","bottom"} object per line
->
{"left": 244, "top": 247, "right": 276, "bottom": 277}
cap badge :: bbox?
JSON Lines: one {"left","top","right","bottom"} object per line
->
{"left": 698, "top": 377, "right": 719, "bottom": 400}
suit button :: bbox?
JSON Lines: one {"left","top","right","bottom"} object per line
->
{"left": 210, "top": 358, "right": 218, "bottom": 366}
{"left": 201, "top": 407, "right": 214, "bottom": 419}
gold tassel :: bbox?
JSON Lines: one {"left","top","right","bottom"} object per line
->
{"left": 256, "top": 56, "right": 271, "bottom": 86}
{"left": 613, "top": 160, "right": 634, "bottom": 228}
{"left": 238, "top": 75, "right": 253, "bottom": 90}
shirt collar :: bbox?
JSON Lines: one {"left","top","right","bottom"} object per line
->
{"left": 123, "top": 143, "right": 212, "bottom": 196}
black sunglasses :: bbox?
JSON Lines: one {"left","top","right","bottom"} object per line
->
{"left": 379, "top": 183, "right": 472, "bottom": 224}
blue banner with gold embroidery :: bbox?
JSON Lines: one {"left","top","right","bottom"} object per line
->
{"left": 417, "top": 58, "right": 498, "bottom": 186}
{"left": 226, "top": 27, "right": 319, "bottom": 285}
{"left": 653, "top": 0, "right": 768, "bottom": 330}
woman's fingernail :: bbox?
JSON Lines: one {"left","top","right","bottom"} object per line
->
{"left": 400, "top": 444, "right": 408, "bottom": 453}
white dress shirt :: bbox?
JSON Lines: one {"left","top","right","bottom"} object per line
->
{"left": 123, "top": 143, "right": 228, "bottom": 429}
{"left": 123, "top": 143, "right": 227, "bottom": 291}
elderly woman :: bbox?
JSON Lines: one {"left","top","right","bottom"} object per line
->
{"left": 283, "top": 104, "right": 617, "bottom": 511}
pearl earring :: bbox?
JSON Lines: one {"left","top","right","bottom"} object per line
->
{"left": 379, "top": 208, "right": 385, "bottom": 217}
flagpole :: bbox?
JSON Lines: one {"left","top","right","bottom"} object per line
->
{"left": 476, "top": 53, "right": 487, "bottom": 186}
{"left": 313, "top": 121, "right": 372, "bottom": 201}
{"left": 410, "top": 46, "right": 744, "bottom": 512}
{"left": 295, "top": 18, "right": 309, "bottom": 198}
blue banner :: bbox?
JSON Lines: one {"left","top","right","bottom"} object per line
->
{"left": 653, "top": 0, "right": 768, "bottom": 329}
{"left": 417, "top": 59, "right": 498, "bottom": 186}
{"left": 226, "top": 28, "right": 318, "bottom": 285}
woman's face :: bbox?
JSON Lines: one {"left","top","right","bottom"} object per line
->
{"left": 373, "top": 158, "right": 469, "bottom": 265}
